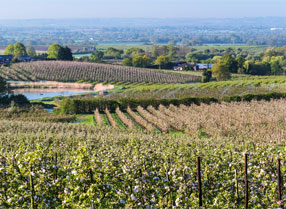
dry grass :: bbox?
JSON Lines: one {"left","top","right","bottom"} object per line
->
{"left": 9, "top": 81, "right": 93, "bottom": 89}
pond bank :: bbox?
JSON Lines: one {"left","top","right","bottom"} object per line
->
{"left": 9, "top": 81, "right": 93, "bottom": 89}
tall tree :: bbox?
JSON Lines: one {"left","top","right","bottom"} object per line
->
{"left": 3, "top": 44, "right": 14, "bottom": 55}
{"left": 132, "top": 55, "right": 153, "bottom": 68}
{"left": 125, "top": 48, "right": 145, "bottom": 57}
{"left": 90, "top": 51, "right": 104, "bottom": 62}
{"left": 27, "top": 46, "right": 37, "bottom": 57}
{"left": 104, "top": 48, "right": 123, "bottom": 59}
{"left": 211, "top": 60, "right": 231, "bottom": 81}
{"left": 47, "top": 44, "right": 62, "bottom": 60}
{"left": 13, "top": 43, "right": 27, "bottom": 57}
{"left": 121, "top": 57, "right": 133, "bottom": 66}
{"left": 0, "top": 76, "right": 8, "bottom": 95}
{"left": 155, "top": 56, "right": 170, "bottom": 69}
{"left": 60, "top": 47, "right": 73, "bottom": 61}
{"left": 47, "top": 44, "right": 73, "bottom": 60}
{"left": 222, "top": 55, "right": 238, "bottom": 73}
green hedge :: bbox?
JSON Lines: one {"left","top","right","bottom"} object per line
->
{"left": 60, "top": 92, "right": 286, "bottom": 114}
{"left": 0, "top": 94, "right": 30, "bottom": 107}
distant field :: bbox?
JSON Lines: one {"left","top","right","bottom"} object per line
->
{"left": 0, "top": 44, "right": 267, "bottom": 56}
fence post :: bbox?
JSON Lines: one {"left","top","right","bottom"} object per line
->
{"left": 278, "top": 158, "right": 283, "bottom": 208}
{"left": 55, "top": 153, "right": 58, "bottom": 180}
{"left": 235, "top": 169, "right": 240, "bottom": 206}
{"left": 90, "top": 168, "right": 93, "bottom": 183}
{"left": 244, "top": 154, "right": 248, "bottom": 209}
{"left": 197, "top": 156, "right": 202, "bottom": 207}
{"left": 30, "top": 166, "right": 35, "bottom": 209}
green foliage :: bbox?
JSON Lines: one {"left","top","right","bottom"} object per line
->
{"left": 0, "top": 76, "right": 8, "bottom": 94}
{"left": 201, "top": 70, "right": 212, "bottom": 83}
{"left": 132, "top": 55, "right": 153, "bottom": 68}
{"left": 211, "top": 60, "right": 231, "bottom": 81}
{"left": 244, "top": 61, "right": 271, "bottom": 75}
{"left": 26, "top": 46, "right": 37, "bottom": 57}
{"left": 4, "top": 43, "right": 27, "bottom": 57}
{"left": 121, "top": 57, "right": 133, "bottom": 66}
{"left": 13, "top": 43, "right": 28, "bottom": 57}
{"left": 47, "top": 44, "right": 62, "bottom": 60}
{"left": 0, "top": 116, "right": 285, "bottom": 207}
{"left": 222, "top": 55, "right": 238, "bottom": 73}
{"left": 47, "top": 44, "right": 73, "bottom": 61}
{"left": 0, "top": 94, "right": 30, "bottom": 106}
{"left": 0, "top": 106, "right": 76, "bottom": 122}
{"left": 90, "top": 51, "right": 104, "bottom": 62}
{"left": 155, "top": 56, "right": 169, "bottom": 69}
{"left": 59, "top": 97, "right": 219, "bottom": 114}
{"left": 60, "top": 92, "right": 286, "bottom": 114}
{"left": 125, "top": 48, "right": 145, "bottom": 57}
{"left": 104, "top": 47, "right": 124, "bottom": 59}
{"left": 3, "top": 44, "right": 14, "bottom": 55}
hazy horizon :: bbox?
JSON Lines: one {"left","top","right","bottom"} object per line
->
{"left": 1, "top": 0, "right": 286, "bottom": 19}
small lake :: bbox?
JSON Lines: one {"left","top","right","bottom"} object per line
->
{"left": 12, "top": 89, "right": 95, "bottom": 100}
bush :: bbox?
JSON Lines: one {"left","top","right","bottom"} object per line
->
{"left": 0, "top": 94, "right": 30, "bottom": 107}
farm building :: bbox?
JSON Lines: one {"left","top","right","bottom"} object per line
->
{"left": 173, "top": 62, "right": 213, "bottom": 71}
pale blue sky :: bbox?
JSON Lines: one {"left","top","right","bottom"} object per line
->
{"left": 0, "top": 0, "right": 285, "bottom": 19}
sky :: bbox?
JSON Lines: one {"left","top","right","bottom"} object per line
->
{"left": 0, "top": 0, "right": 286, "bottom": 19}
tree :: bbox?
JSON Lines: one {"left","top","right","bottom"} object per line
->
{"left": 47, "top": 44, "right": 73, "bottom": 60}
{"left": 270, "top": 61, "right": 283, "bottom": 75}
{"left": 121, "top": 57, "right": 133, "bottom": 66}
{"left": 125, "top": 48, "right": 145, "bottom": 57}
{"left": 211, "top": 60, "right": 231, "bottom": 81}
{"left": 4, "top": 44, "right": 14, "bottom": 55}
{"left": 90, "top": 51, "right": 104, "bottom": 62}
{"left": 222, "top": 55, "right": 238, "bottom": 73}
{"left": 13, "top": 43, "right": 27, "bottom": 57}
{"left": 243, "top": 61, "right": 271, "bottom": 75}
{"left": 27, "top": 46, "right": 37, "bottom": 57}
{"left": 47, "top": 44, "right": 62, "bottom": 60}
{"left": 236, "top": 56, "right": 245, "bottom": 69}
{"left": 151, "top": 45, "right": 160, "bottom": 58}
{"left": 155, "top": 56, "right": 169, "bottom": 69}
{"left": 60, "top": 47, "right": 73, "bottom": 61}
{"left": 132, "top": 55, "right": 153, "bottom": 68}
{"left": 201, "top": 69, "right": 212, "bottom": 83}
{"left": 0, "top": 76, "right": 8, "bottom": 94}
{"left": 104, "top": 48, "right": 123, "bottom": 59}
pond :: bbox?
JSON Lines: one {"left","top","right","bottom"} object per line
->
{"left": 12, "top": 88, "right": 95, "bottom": 100}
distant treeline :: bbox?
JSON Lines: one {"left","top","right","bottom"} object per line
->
{"left": 60, "top": 92, "right": 286, "bottom": 114}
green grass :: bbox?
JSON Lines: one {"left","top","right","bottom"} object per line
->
{"left": 75, "top": 114, "right": 95, "bottom": 125}
{"left": 101, "top": 114, "right": 110, "bottom": 126}
{"left": 112, "top": 113, "right": 126, "bottom": 129}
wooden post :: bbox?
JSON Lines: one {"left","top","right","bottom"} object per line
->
{"left": 197, "top": 156, "right": 202, "bottom": 207}
{"left": 235, "top": 169, "right": 240, "bottom": 206}
{"left": 244, "top": 154, "right": 248, "bottom": 209}
{"left": 30, "top": 166, "right": 35, "bottom": 209}
{"left": 278, "top": 159, "right": 283, "bottom": 208}
{"left": 55, "top": 153, "right": 58, "bottom": 180}
{"left": 90, "top": 168, "right": 93, "bottom": 183}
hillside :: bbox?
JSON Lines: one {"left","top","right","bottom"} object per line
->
{"left": 0, "top": 61, "right": 201, "bottom": 83}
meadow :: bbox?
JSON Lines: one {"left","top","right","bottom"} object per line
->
{"left": 1, "top": 99, "right": 286, "bottom": 208}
